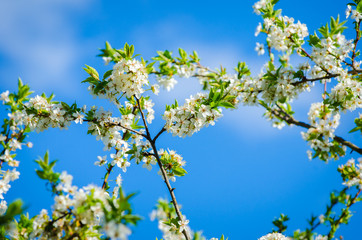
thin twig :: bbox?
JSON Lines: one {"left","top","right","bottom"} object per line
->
{"left": 101, "top": 106, "right": 138, "bottom": 190}
{"left": 153, "top": 126, "right": 167, "bottom": 142}
{"left": 102, "top": 150, "right": 118, "bottom": 190}
{"left": 327, "top": 188, "right": 362, "bottom": 240}
{"left": 85, "top": 119, "right": 146, "bottom": 138}
{"left": 135, "top": 96, "right": 151, "bottom": 139}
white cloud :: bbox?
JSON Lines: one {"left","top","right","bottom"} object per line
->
{"left": 0, "top": 0, "right": 96, "bottom": 97}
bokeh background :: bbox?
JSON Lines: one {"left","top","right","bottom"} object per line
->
{"left": 0, "top": 0, "right": 361, "bottom": 239}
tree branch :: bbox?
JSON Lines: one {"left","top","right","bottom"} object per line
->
{"left": 135, "top": 96, "right": 191, "bottom": 240}
{"left": 268, "top": 106, "right": 362, "bottom": 154}
{"left": 292, "top": 73, "right": 339, "bottom": 86}
{"left": 149, "top": 140, "right": 191, "bottom": 240}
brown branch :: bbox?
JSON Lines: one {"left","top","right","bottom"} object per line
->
{"left": 46, "top": 210, "right": 72, "bottom": 228}
{"left": 149, "top": 140, "right": 191, "bottom": 240}
{"left": 135, "top": 96, "right": 190, "bottom": 240}
{"left": 268, "top": 106, "right": 362, "bottom": 154}
{"left": 153, "top": 126, "right": 167, "bottom": 142}
{"left": 292, "top": 73, "right": 339, "bottom": 86}
{"left": 292, "top": 68, "right": 362, "bottom": 86}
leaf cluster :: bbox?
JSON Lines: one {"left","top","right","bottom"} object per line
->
{"left": 35, "top": 151, "right": 60, "bottom": 193}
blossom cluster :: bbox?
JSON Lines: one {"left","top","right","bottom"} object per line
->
{"left": 87, "top": 107, "right": 141, "bottom": 172}
{"left": 175, "top": 64, "right": 196, "bottom": 78}
{"left": 249, "top": 4, "right": 314, "bottom": 104}
{"left": 0, "top": 169, "right": 20, "bottom": 215}
{"left": 310, "top": 34, "right": 354, "bottom": 79}
{"left": 156, "top": 63, "right": 197, "bottom": 92}
{"left": 338, "top": 158, "right": 362, "bottom": 189}
{"left": 150, "top": 198, "right": 192, "bottom": 240}
{"left": 242, "top": 66, "right": 311, "bottom": 104}
{"left": 301, "top": 102, "right": 345, "bottom": 161}
{"left": 329, "top": 74, "right": 362, "bottom": 111}
{"left": 0, "top": 90, "right": 33, "bottom": 216}
{"left": 254, "top": 0, "right": 309, "bottom": 52}
{"left": 252, "top": 0, "right": 269, "bottom": 15}
{"left": 258, "top": 232, "right": 290, "bottom": 240}
{"left": 163, "top": 93, "right": 223, "bottom": 137}
{"left": 88, "top": 58, "right": 149, "bottom": 104}
{"left": 158, "top": 149, "right": 186, "bottom": 182}
{"left": 87, "top": 101, "right": 160, "bottom": 176}
{"left": 346, "top": 5, "right": 362, "bottom": 22}
{"left": 20, "top": 95, "right": 76, "bottom": 132}
{"left": 8, "top": 170, "right": 133, "bottom": 240}
{"left": 268, "top": 16, "right": 308, "bottom": 52}
{"left": 110, "top": 59, "right": 149, "bottom": 98}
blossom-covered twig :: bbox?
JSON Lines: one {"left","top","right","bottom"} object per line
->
{"left": 267, "top": 105, "right": 362, "bottom": 154}
{"left": 135, "top": 96, "right": 191, "bottom": 240}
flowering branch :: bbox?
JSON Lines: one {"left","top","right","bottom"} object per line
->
{"left": 85, "top": 119, "right": 147, "bottom": 138}
{"left": 150, "top": 142, "right": 190, "bottom": 240}
{"left": 134, "top": 96, "right": 191, "bottom": 240}
{"left": 102, "top": 149, "right": 118, "bottom": 190}
{"left": 267, "top": 104, "right": 362, "bottom": 154}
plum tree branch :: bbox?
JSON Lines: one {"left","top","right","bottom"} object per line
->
{"left": 267, "top": 104, "right": 362, "bottom": 154}
{"left": 135, "top": 96, "right": 191, "bottom": 240}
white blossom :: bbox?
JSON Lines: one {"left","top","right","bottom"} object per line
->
{"left": 258, "top": 232, "right": 290, "bottom": 240}
{"left": 255, "top": 42, "right": 265, "bottom": 55}
{"left": 0, "top": 91, "right": 10, "bottom": 103}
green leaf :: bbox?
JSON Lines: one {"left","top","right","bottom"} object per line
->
{"left": 103, "top": 70, "right": 113, "bottom": 80}
{"left": 357, "top": 2, "right": 362, "bottom": 12}
{"left": 308, "top": 33, "right": 320, "bottom": 46}
{"left": 178, "top": 48, "right": 187, "bottom": 61}
{"left": 218, "top": 101, "right": 235, "bottom": 109}
{"left": 83, "top": 65, "right": 99, "bottom": 79}
{"left": 173, "top": 167, "right": 187, "bottom": 176}
{"left": 18, "top": 78, "right": 24, "bottom": 88}
{"left": 0, "top": 200, "right": 23, "bottom": 226}
{"left": 81, "top": 77, "right": 99, "bottom": 85}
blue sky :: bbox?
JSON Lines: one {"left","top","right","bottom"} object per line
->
{"left": 0, "top": 0, "right": 361, "bottom": 239}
